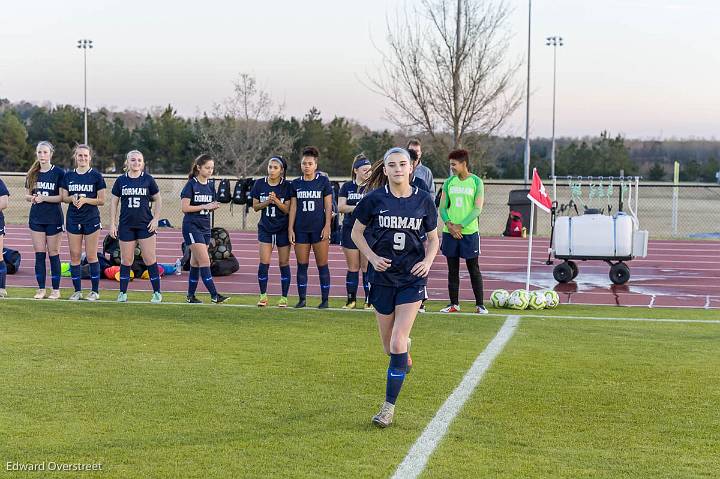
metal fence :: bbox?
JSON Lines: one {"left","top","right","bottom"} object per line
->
{"left": 2, "top": 172, "right": 719, "bottom": 239}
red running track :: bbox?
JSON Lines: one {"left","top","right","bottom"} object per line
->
{"left": 3, "top": 225, "right": 720, "bottom": 309}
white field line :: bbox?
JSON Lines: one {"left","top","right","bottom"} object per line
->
{"left": 391, "top": 316, "right": 520, "bottom": 479}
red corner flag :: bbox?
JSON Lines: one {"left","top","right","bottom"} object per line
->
{"left": 527, "top": 168, "right": 552, "bottom": 213}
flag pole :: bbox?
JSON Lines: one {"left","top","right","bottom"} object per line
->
{"left": 525, "top": 200, "right": 535, "bottom": 291}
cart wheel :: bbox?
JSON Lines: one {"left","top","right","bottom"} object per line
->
{"left": 568, "top": 261, "right": 579, "bottom": 279}
{"left": 553, "top": 262, "right": 573, "bottom": 283}
{"left": 609, "top": 262, "right": 630, "bottom": 285}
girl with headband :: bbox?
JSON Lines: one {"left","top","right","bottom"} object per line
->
{"left": 338, "top": 153, "right": 372, "bottom": 309}
{"left": 251, "top": 155, "right": 293, "bottom": 307}
{"left": 351, "top": 147, "right": 440, "bottom": 428}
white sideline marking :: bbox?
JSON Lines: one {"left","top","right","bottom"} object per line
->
{"left": 0, "top": 297, "right": 718, "bottom": 322}
{"left": 391, "top": 315, "right": 520, "bottom": 479}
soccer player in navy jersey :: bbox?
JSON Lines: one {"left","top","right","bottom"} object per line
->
{"left": 60, "top": 145, "right": 106, "bottom": 301}
{"left": 25, "top": 141, "right": 65, "bottom": 300}
{"left": 288, "top": 146, "right": 334, "bottom": 309}
{"left": 181, "top": 154, "right": 228, "bottom": 304}
{"left": 351, "top": 147, "right": 440, "bottom": 428}
{"left": 0, "top": 176, "right": 9, "bottom": 298}
{"left": 251, "top": 156, "right": 293, "bottom": 307}
{"left": 338, "top": 153, "right": 372, "bottom": 309}
{"left": 109, "top": 150, "right": 163, "bottom": 303}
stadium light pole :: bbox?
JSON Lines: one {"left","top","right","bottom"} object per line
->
{"left": 523, "top": 0, "right": 532, "bottom": 186}
{"left": 546, "top": 35, "right": 563, "bottom": 186}
{"left": 77, "top": 39, "right": 93, "bottom": 145}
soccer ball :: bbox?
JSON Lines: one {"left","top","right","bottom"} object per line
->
{"left": 508, "top": 289, "right": 529, "bottom": 310}
{"left": 490, "top": 289, "right": 510, "bottom": 308}
{"left": 134, "top": 243, "right": 142, "bottom": 259}
{"left": 528, "top": 291, "right": 547, "bottom": 310}
{"left": 212, "top": 244, "right": 232, "bottom": 261}
{"left": 543, "top": 290, "right": 560, "bottom": 309}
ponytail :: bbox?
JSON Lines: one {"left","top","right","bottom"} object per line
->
{"left": 188, "top": 153, "right": 213, "bottom": 179}
{"left": 27, "top": 141, "right": 55, "bottom": 192}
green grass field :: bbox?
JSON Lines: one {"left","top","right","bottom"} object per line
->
{"left": 1, "top": 288, "right": 719, "bottom": 478}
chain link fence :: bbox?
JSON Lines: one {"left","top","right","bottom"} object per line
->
{"left": 2, "top": 173, "right": 718, "bottom": 239}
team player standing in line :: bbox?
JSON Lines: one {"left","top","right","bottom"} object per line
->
{"left": 338, "top": 154, "right": 373, "bottom": 309}
{"left": 351, "top": 147, "right": 439, "bottom": 428}
{"left": 109, "top": 150, "right": 163, "bottom": 303}
{"left": 438, "top": 149, "right": 487, "bottom": 314}
{"left": 251, "top": 156, "right": 293, "bottom": 307}
{"left": 0, "top": 175, "right": 9, "bottom": 298}
{"left": 60, "top": 144, "right": 107, "bottom": 301}
{"left": 180, "top": 154, "right": 228, "bottom": 304}
{"left": 25, "top": 141, "right": 65, "bottom": 300}
{"left": 288, "top": 146, "right": 333, "bottom": 309}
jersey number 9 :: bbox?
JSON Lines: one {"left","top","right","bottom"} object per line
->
{"left": 393, "top": 232, "right": 406, "bottom": 251}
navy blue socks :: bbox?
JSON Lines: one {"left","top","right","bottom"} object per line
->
{"left": 70, "top": 264, "right": 82, "bottom": 292}
{"left": 89, "top": 262, "right": 100, "bottom": 293}
{"left": 346, "top": 271, "right": 359, "bottom": 300}
{"left": 147, "top": 263, "right": 161, "bottom": 293}
{"left": 318, "top": 264, "right": 331, "bottom": 301}
{"left": 258, "top": 263, "right": 270, "bottom": 294}
{"left": 49, "top": 255, "right": 61, "bottom": 290}
{"left": 188, "top": 266, "right": 200, "bottom": 296}
{"left": 199, "top": 266, "right": 217, "bottom": 298}
{"left": 119, "top": 264, "right": 131, "bottom": 294}
{"left": 280, "top": 265, "right": 291, "bottom": 297}
{"left": 385, "top": 352, "right": 409, "bottom": 405}
{"left": 34, "top": 252, "right": 46, "bottom": 289}
{"left": 297, "top": 263, "right": 308, "bottom": 300}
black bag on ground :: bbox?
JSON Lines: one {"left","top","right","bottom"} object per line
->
{"left": 103, "top": 234, "right": 122, "bottom": 266}
{"left": 2, "top": 248, "right": 21, "bottom": 274}
{"left": 180, "top": 242, "right": 191, "bottom": 271}
{"left": 211, "top": 255, "right": 239, "bottom": 277}
{"left": 217, "top": 178, "right": 232, "bottom": 203}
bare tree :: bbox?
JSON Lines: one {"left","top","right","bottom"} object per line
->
{"left": 372, "top": 0, "right": 521, "bottom": 149}
{"left": 199, "top": 74, "right": 294, "bottom": 177}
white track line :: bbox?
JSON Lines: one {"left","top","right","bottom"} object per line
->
{"left": 1, "top": 296, "right": 719, "bottom": 320}
{"left": 391, "top": 315, "right": 520, "bottom": 479}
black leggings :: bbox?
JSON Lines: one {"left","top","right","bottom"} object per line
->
{"left": 447, "top": 256, "right": 484, "bottom": 306}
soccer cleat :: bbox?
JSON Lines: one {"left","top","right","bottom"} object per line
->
{"left": 364, "top": 300, "right": 374, "bottom": 310}
{"left": 68, "top": 291, "right": 84, "bottom": 301}
{"left": 212, "top": 294, "right": 229, "bottom": 304}
{"left": 277, "top": 296, "right": 288, "bottom": 308}
{"left": 440, "top": 304, "right": 461, "bottom": 313}
{"left": 257, "top": 293, "right": 268, "bottom": 307}
{"left": 343, "top": 299, "right": 356, "bottom": 309}
{"left": 318, "top": 300, "right": 329, "bottom": 309}
{"left": 475, "top": 305, "right": 489, "bottom": 315}
{"left": 33, "top": 289, "right": 47, "bottom": 300}
{"left": 418, "top": 302, "right": 426, "bottom": 313}
{"left": 150, "top": 292, "right": 163, "bottom": 303}
{"left": 116, "top": 292, "right": 128, "bottom": 303}
{"left": 186, "top": 295, "right": 202, "bottom": 304}
{"left": 86, "top": 291, "right": 100, "bottom": 302}
{"left": 0, "top": 288, "right": 7, "bottom": 299}
{"left": 406, "top": 337, "right": 413, "bottom": 374}
{"left": 372, "top": 401, "right": 395, "bottom": 428}
{"left": 48, "top": 289, "right": 61, "bottom": 300}
{"left": 295, "top": 298, "right": 306, "bottom": 308}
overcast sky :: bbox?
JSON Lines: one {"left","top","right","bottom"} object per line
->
{"left": 1, "top": 0, "right": 718, "bottom": 139}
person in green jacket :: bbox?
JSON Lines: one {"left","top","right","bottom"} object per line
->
{"left": 438, "top": 149, "right": 487, "bottom": 314}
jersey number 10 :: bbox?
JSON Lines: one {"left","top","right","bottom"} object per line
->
{"left": 302, "top": 201, "right": 315, "bottom": 212}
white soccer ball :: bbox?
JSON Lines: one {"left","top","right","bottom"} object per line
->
{"left": 543, "top": 290, "right": 560, "bottom": 309}
{"left": 528, "top": 291, "right": 547, "bottom": 310}
{"left": 508, "top": 289, "right": 529, "bottom": 310}
{"left": 490, "top": 289, "right": 510, "bottom": 308}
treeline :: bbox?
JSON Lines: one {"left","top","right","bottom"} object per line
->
{"left": 1, "top": 98, "right": 718, "bottom": 182}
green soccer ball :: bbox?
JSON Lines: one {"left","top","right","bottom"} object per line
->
{"left": 528, "top": 291, "right": 547, "bottom": 310}
{"left": 508, "top": 289, "right": 529, "bottom": 310}
{"left": 490, "top": 289, "right": 510, "bottom": 308}
{"left": 543, "top": 290, "right": 560, "bottom": 309}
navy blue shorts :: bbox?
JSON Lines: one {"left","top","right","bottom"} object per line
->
{"left": 294, "top": 230, "right": 323, "bottom": 245}
{"left": 66, "top": 220, "right": 102, "bottom": 235}
{"left": 259, "top": 226, "right": 290, "bottom": 247}
{"left": 29, "top": 221, "right": 64, "bottom": 236}
{"left": 341, "top": 226, "right": 357, "bottom": 249}
{"left": 369, "top": 283, "right": 427, "bottom": 315}
{"left": 0, "top": 217, "right": 5, "bottom": 236}
{"left": 183, "top": 226, "right": 211, "bottom": 245}
{"left": 118, "top": 225, "right": 155, "bottom": 242}
{"left": 441, "top": 232, "right": 480, "bottom": 259}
